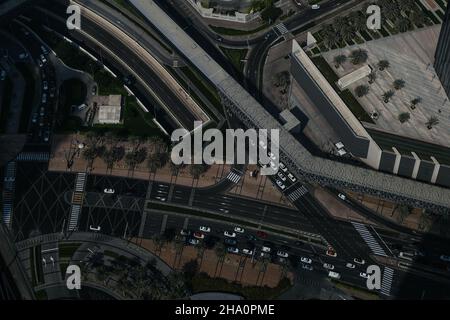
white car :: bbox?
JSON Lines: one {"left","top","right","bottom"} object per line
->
{"left": 234, "top": 226, "right": 245, "bottom": 233}
{"left": 311, "top": 4, "right": 320, "bottom": 9}
{"left": 328, "top": 271, "right": 341, "bottom": 279}
{"left": 277, "top": 251, "right": 289, "bottom": 258}
{"left": 279, "top": 162, "right": 288, "bottom": 172}
{"left": 277, "top": 172, "right": 286, "bottom": 181}
{"left": 353, "top": 258, "right": 365, "bottom": 265}
{"left": 40, "top": 54, "right": 47, "bottom": 63}
{"left": 287, "top": 173, "right": 297, "bottom": 182}
{"left": 155, "top": 196, "right": 166, "bottom": 202}
{"left": 103, "top": 188, "right": 115, "bottom": 194}
{"left": 224, "top": 230, "right": 236, "bottom": 238}
{"left": 227, "top": 247, "right": 239, "bottom": 254}
{"left": 89, "top": 225, "right": 101, "bottom": 232}
{"left": 276, "top": 180, "right": 286, "bottom": 190}
{"left": 346, "top": 263, "right": 356, "bottom": 269}
{"left": 338, "top": 193, "right": 346, "bottom": 200}
{"left": 300, "top": 257, "right": 312, "bottom": 264}
{"left": 242, "top": 248, "right": 253, "bottom": 255}
{"left": 43, "top": 81, "right": 48, "bottom": 91}
{"left": 440, "top": 254, "right": 450, "bottom": 262}
{"left": 359, "top": 272, "right": 369, "bottom": 279}
{"left": 261, "top": 246, "right": 271, "bottom": 253}
{"left": 199, "top": 226, "right": 211, "bottom": 233}
{"left": 323, "top": 263, "right": 334, "bottom": 270}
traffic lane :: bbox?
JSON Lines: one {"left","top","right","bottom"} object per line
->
{"left": 85, "top": 175, "right": 148, "bottom": 197}
{"left": 71, "top": 12, "right": 196, "bottom": 129}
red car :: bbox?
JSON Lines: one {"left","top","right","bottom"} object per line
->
{"left": 256, "top": 231, "right": 268, "bottom": 239}
{"left": 193, "top": 231, "right": 205, "bottom": 239}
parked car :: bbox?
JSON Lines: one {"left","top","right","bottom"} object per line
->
{"left": 247, "top": 234, "right": 257, "bottom": 241}
{"left": 346, "top": 263, "right": 356, "bottom": 269}
{"left": 359, "top": 272, "right": 369, "bottom": 279}
{"left": 287, "top": 173, "right": 297, "bottom": 182}
{"left": 188, "top": 238, "right": 199, "bottom": 245}
{"left": 234, "top": 226, "right": 245, "bottom": 233}
{"left": 242, "top": 248, "right": 253, "bottom": 255}
{"left": 43, "top": 81, "right": 48, "bottom": 91}
{"left": 277, "top": 251, "right": 289, "bottom": 258}
{"left": 276, "top": 180, "right": 286, "bottom": 190}
{"left": 279, "top": 162, "right": 288, "bottom": 172}
{"left": 224, "top": 230, "right": 236, "bottom": 238}
{"left": 0, "top": 70, "right": 5, "bottom": 81}
{"left": 300, "top": 257, "right": 312, "bottom": 264}
{"left": 354, "top": 257, "right": 365, "bottom": 265}
{"left": 311, "top": 4, "right": 320, "bottom": 9}
{"left": 199, "top": 226, "right": 211, "bottom": 233}
{"left": 277, "top": 172, "right": 286, "bottom": 181}
{"left": 440, "top": 254, "right": 450, "bottom": 262}
{"left": 328, "top": 271, "right": 340, "bottom": 279}
{"left": 180, "top": 229, "right": 191, "bottom": 236}
{"left": 103, "top": 188, "right": 115, "bottom": 194}
{"left": 89, "top": 225, "right": 101, "bottom": 232}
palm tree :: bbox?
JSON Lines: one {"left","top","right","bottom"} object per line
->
{"left": 398, "top": 112, "right": 411, "bottom": 123}
{"left": 425, "top": 116, "right": 439, "bottom": 129}
{"left": 410, "top": 97, "right": 422, "bottom": 110}
{"left": 398, "top": 0, "right": 416, "bottom": 13}
{"left": 333, "top": 54, "right": 347, "bottom": 68}
{"left": 147, "top": 152, "right": 169, "bottom": 173}
{"left": 393, "top": 79, "right": 406, "bottom": 90}
{"left": 409, "top": 10, "right": 427, "bottom": 27}
{"left": 350, "top": 49, "right": 368, "bottom": 65}
{"left": 348, "top": 11, "right": 366, "bottom": 33}
{"left": 355, "top": 85, "right": 369, "bottom": 97}
{"left": 378, "top": 60, "right": 390, "bottom": 71}
{"left": 189, "top": 163, "right": 209, "bottom": 179}
{"left": 395, "top": 17, "right": 411, "bottom": 33}
{"left": 382, "top": 90, "right": 395, "bottom": 103}
{"left": 341, "top": 24, "right": 356, "bottom": 43}
{"left": 368, "top": 71, "right": 377, "bottom": 84}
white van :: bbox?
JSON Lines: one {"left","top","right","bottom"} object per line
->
{"left": 328, "top": 271, "right": 341, "bottom": 279}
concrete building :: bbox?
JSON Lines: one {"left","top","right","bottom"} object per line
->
{"left": 97, "top": 95, "right": 123, "bottom": 124}
{"left": 435, "top": 3, "right": 450, "bottom": 98}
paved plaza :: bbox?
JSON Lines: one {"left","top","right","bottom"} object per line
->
{"left": 323, "top": 25, "right": 450, "bottom": 148}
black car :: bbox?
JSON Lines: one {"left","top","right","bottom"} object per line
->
{"left": 247, "top": 234, "right": 257, "bottom": 241}
{"left": 224, "top": 238, "right": 237, "bottom": 246}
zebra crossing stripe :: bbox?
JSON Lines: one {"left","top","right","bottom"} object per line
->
{"left": 381, "top": 267, "right": 394, "bottom": 296}
{"left": 287, "top": 185, "right": 308, "bottom": 201}
{"left": 227, "top": 171, "right": 241, "bottom": 184}
{"left": 275, "top": 23, "right": 289, "bottom": 35}
{"left": 16, "top": 152, "right": 50, "bottom": 162}
{"left": 351, "top": 222, "right": 387, "bottom": 257}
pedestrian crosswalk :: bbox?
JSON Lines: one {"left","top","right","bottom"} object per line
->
{"left": 381, "top": 267, "right": 394, "bottom": 296}
{"left": 75, "top": 173, "right": 87, "bottom": 192}
{"left": 68, "top": 205, "right": 81, "bottom": 231}
{"left": 16, "top": 152, "right": 49, "bottom": 162}
{"left": 287, "top": 185, "right": 308, "bottom": 201}
{"left": 227, "top": 170, "right": 242, "bottom": 184}
{"left": 351, "top": 222, "right": 387, "bottom": 257}
{"left": 2, "top": 162, "right": 16, "bottom": 228}
{"left": 274, "top": 23, "right": 289, "bottom": 36}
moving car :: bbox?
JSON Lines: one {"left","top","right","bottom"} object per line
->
{"left": 302, "top": 264, "right": 313, "bottom": 271}
{"left": 326, "top": 248, "right": 337, "bottom": 257}
{"left": 300, "top": 257, "right": 312, "bottom": 264}
{"left": 43, "top": 81, "right": 48, "bottom": 91}
{"left": 227, "top": 247, "right": 239, "bottom": 254}
{"left": 354, "top": 258, "right": 365, "bottom": 265}
{"left": 242, "top": 248, "right": 253, "bottom": 255}
{"left": 338, "top": 193, "right": 346, "bottom": 200}
{"left": 346, "top": 263, "right": 356, "bottom": 269}
{"left": 89, "top": 225, "right": 101, "bottom": 232}
{"left": 234, "top": 226, "right": 245, "bottom": 233}
{"left": 224, "top": 230, "right": 236, "bottom": 238}
{"left": 328, "top": 271, "right": 341, "bottom": 279}
{"left": 103, "top": 188, "right": 115, "bottom": 194}
{"left": 193, "top": 231, "right": 204, "bottom": 239}
{"left": 323, "top": 263, "right": 334, "bottom": 270}
{"left": 311, "top": 4, "right": 320, "bottom": 9}
{"left": 277, "top": 251, "right": 289, "bottom": 258}
{"left": 440, "top": 254, "right": 450, "bottom": 262}
{"left": 180, "top": 229, "right": 191, "bottom": 236}
{"left": 188, "top": 238, "right": 199, "bottom": 245}
{"left": 155, "top": 196, "right": 166, "bottom": 202}
{"left": 261, "top": 246, "right": 271, "bottom": 253}
{"left": 224, "top": 238, "right": 237, "bottom": 246}
{"left": 359, "top": 272, "right": 369, "bottom": 279}
{"left": 199, "top": 226, "right": 211, "bottom": 233}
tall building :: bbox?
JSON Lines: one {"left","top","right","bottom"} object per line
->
{"left": 435, "top": 3, "right": 450, "bottom": 98}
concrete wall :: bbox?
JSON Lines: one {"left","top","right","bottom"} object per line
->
{"left": 187, "top": 0, "right": 260, "bottom": 23}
